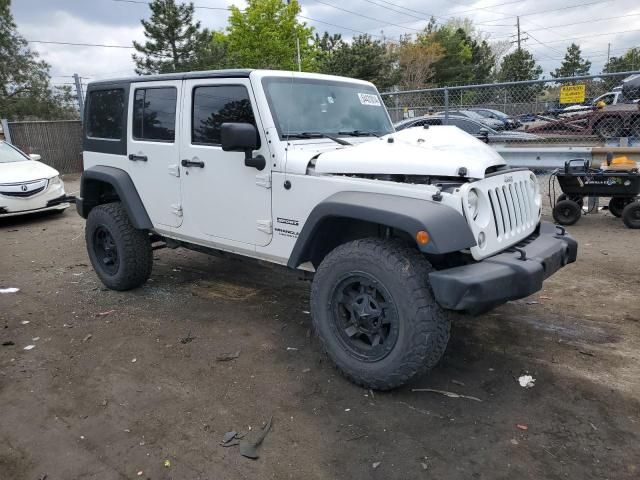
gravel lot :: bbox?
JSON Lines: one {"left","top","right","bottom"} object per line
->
{"left": 1, "top": 174, "right": 639, "bottom": 480}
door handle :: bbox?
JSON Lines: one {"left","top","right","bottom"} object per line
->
{"left": 128, "top": 154, "right": 148, "bottom": 162}
{"left": 181, "top": 159, "right": 205, "bottom": 168}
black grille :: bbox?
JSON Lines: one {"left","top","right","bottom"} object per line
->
{"left": 0, "top": 186, "right": 46, "bottom": 197}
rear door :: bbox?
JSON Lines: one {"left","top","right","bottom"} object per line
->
{"left": 179, "top": 78, "right": 272, "bottom": 246}
{"left": 127, "top": 80, "right": 182, "bottom": 228}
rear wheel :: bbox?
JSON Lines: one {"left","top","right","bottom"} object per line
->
{"left": 630, "top": 117, "right": 640, "bottom": 138}
{"left": 86, "top": 202, "right": 153, "bottom": 290}
{"left": 311, "top": 238, "right": 450, "bottom": 390}
{"left": 553, "top": 199, "right": 582, "bottom": 226}
{"left": 622, "top": 202, "right": 640, "bottom": 229}
{"left": 594, "top": 117, "right": 621, "bottom": 139}
{"left": 608, "top": 197, "right": 632, "bottom": 218}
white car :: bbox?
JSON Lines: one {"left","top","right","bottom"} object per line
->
{"left": 0, "top": 141, "right": 69, "bottom": 217}
{"left": 76, "top": 69, "right": 577, "bottom": 390}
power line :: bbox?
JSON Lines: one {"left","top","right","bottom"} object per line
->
{"left": 310, "top": 0, "right": 425, "bottom": 32}
{"left": 28, "top": 40, "right": 134, "bottom": 48}
{"left": 491, "top": 12, "right": 640, "bottom": 40}
{"left": 479, "top": 0, "right": 613, "bottom": 24}
{"left": 112, "top": 0, "right": 230, "bottom": 10}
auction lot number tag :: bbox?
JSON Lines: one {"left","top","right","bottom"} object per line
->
{"left": 358, "top": 93, "right": 382, "bottom": 106}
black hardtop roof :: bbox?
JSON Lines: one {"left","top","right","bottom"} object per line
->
{"left": 88, "top": 69, "right": 254, "bottom": 87}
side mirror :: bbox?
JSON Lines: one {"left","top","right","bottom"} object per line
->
{"left": 220, "top": 123, "right": 265, "bottom": 171}
{"left": 478, "top": 128, "right": 490, "bottom": 144}
{"left": 29, "top": 153, "right": 42, "bottom": 161}
{"left": 221, "top": 122, "right": 259, "bottom": 152}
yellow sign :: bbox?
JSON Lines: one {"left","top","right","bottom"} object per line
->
{"left": 559, "top": 84, "right": 586, "bottom": 104}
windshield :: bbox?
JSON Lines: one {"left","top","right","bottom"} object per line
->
{"left": 0, "top": 142, "right": 29, "bottom": 163}
{"left": 262, "top": 77, "right": 393, "bottom": 138}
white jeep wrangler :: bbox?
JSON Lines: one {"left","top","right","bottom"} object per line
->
{"left": 78, "top": 69, "right": 577, "bottom": 390}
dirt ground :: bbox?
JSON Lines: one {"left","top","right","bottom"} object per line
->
{"left": 1, "top": 175, "right": 639, "bottom": 480}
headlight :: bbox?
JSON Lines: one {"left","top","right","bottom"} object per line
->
{"left": 49, "top": 175, "right": 61, "bottom": 186}
{"left": 467, "top": 188, "right": 479, "bottom": 220}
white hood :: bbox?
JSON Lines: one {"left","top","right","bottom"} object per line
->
{"left": 0, "top": 160, "right": 59, "bottom": 184}
{"left": 284, "top": 126, "right": 506, "bottom": 179}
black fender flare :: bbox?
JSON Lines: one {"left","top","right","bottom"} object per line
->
{"left": 77, "top": 166, "right": 153, "bottom": 230}
{"left": 287, "top": 191, "right": 476, "bottom": 268}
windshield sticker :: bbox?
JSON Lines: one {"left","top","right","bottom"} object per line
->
{"left": 358, "top": 93, "right": 381, "bottom": 106}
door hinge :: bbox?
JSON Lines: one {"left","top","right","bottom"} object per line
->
{"left": 256, "top": 173, "right": 271, "bottom": 189}
{"left": 257, "top": 219, "right": 272, "bottom": 234}
{"left": 171, "top": 204, "right": 183, "bottom": 217}
{"left": 168, "top": 164, "right": 180, "bottom": 177}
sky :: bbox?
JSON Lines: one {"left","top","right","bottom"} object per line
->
{"left": 10, "top": 0, "right": 640, "bottom": 91}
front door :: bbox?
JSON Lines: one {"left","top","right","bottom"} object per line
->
{"left": 127, "top": 80, "right": 182, "bottom": 228}
{"left": 179, "top": 78, "right": 272, "bottom": 247}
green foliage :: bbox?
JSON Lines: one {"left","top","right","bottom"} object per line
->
{"left": 315, "top": 34, "right": 399, "bottom": 91}
{"left": 497, "top": 48, "right": 543, "bottom": 101}
{"left": 132, "top": 0, "right": 213, "bottom": 74}
{"left": 428, "top": 19, "right": 496, "bottom": 86}
{"left": 226, "top": 0, "right": 315, "bottom": 70}
{"left": 551, "top": 43, "right": 591, "bottom": 79}
{"left": 603, "top": 47, "right": 640, "bottom": 74}
{"left": 0, "top": 0, "right": 77, "bottom": 120}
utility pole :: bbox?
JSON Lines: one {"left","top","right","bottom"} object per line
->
{"left": 606, "top": 43, "right": 611, "bottom": 66}
{"left": 73, "top": 73, "right": 84, "bottom": 122}
{"left": 510, "top": 17, "right": 527, "bottom": 52}
{"left": 296, "top": 37, "right": 302, "bottom": 72}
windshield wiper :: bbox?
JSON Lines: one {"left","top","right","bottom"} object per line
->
{"left": 338, "top": 130, "right": 380, "bottom": 137}
{"left": 285, "top": 132, "right": 351, "bottom": 146}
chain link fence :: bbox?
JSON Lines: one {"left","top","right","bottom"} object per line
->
{"left": 2, "top": 120, "right": 83, "bottom": 174}
{"left": 381, "top": 71, "right": 640, "bottom": 147}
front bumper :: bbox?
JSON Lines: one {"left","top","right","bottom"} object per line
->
{"left": 429, "top": 222, "right": 577, "bottom": 312}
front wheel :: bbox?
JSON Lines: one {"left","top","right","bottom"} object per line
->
{"left": 622, "top": 202, "right": 640, "bottom": 229}
{"left": 310, "top": 238, "right": 450, "bottom": 390}
{"left": 553, "top": 199, "right": 582, "bottom": 226}
{"left": 86, "top": 202, "right": 153, "bottom": 290}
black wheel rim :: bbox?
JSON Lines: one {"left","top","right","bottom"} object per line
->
{"left": 93, "top": 225, "right": 119, "bottom": 275}
{"left": 330, "top": 273, "right": 399, "bottom": 362}
{"left": 559, "top": 206, "right": 576, "bottom": 222}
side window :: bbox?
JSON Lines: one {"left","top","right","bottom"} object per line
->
{"left": 132, "top": 87, "right": 177, "bottom": 141}
{"left": 451, "top": 118, "right": 480, "bottom": 134}
{"left": 192, "top": 85, "right": 257, "bottom": 145}
{"left": 87, "top": 89, "right": 124, "bottom": 139}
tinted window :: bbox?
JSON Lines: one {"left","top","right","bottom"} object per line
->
{"left": 133, "top": 87, "right": 177, "bottom": 141}
{"left": 87, "top": 89, "right": 125, "bottom": 139}
{"left": 192, "top": 85, "right": 256, "bottom": 145}
{"left": 450, "top": 118, "right": 480, "bottom": 134}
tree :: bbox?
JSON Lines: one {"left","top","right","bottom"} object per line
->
{"left": 425, "top": 20, "right": 495, "bottom": 86}
{"left": 0, "top": 0, "right": 76, "bottom": 119}
{"left": 603, "top": 47, "right": 640, "bottom": 73}
{"left": 226, "top": 0, "right": 315, "bottom": 70}
{"left": 497, "top": 48, "right": 543, "bottom": 101}
{"left": 397, "top": 33, "right": 444, "bottom": 89}
{"left": 316, "top": 34, "right": 399, "bottom": 91}
{"left": 132, "top": 0, "right": 213, "bottom": 74}
{"left": 551, "top": 43, "right": 591, "bottom": 79}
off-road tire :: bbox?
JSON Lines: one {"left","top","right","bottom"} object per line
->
{"left": 553, "top": 199, "right": 582, "bottom": 226}
{"left": 622, "top": 201, "right": 640, "bottom": 229}
{"left": 608, "top": 197, "right": 631, "bottom": 218}
{"left": 310, "top": 238, "right": 450, "bottom": 390}
{"left": 557, "top": 194, "right": 583, "bottom": 207}
{"left": 86, "top": 202, "right": 153, "bottom": 290}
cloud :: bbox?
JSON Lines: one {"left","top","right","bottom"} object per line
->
{"left": 11, "top": 0, "right": 640, "bottom": 85}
